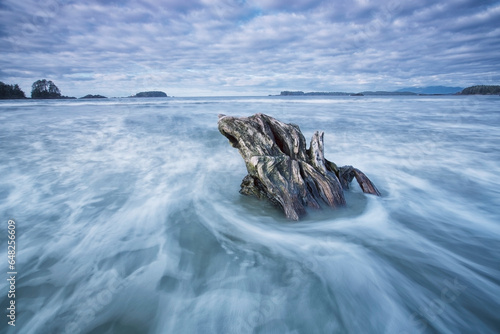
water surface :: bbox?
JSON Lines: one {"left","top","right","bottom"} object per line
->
{"left": 0, "top": 96, "right": 499, "bottom": 333}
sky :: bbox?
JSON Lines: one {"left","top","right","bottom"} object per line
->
{"left": 1, "top": 0, "right": 499, "bottom": 97}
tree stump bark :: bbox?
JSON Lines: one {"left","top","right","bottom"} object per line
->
{"left": 218, "top": 113, "right": 380, "bottom": 220}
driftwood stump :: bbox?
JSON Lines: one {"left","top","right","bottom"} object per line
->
{"left": 218, "top": 113, "right": 380, "bottom": 220}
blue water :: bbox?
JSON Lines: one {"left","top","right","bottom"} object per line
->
{"left": 0, "top": 96, "right": 499, "bottom": 334}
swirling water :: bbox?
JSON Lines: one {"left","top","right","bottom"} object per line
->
{"left": 0, "top": 96, "right": 499, "bottom": 334}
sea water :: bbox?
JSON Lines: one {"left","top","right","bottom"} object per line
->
{"left": 0, "top": 96, "right": 499, "bottom": 334}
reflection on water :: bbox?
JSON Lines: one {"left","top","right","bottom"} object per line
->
{"left": 0, "top": 96, "right": 499, "bottom": 334}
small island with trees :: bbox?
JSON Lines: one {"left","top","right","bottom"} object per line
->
{"left": 129, "top": 91, "right": 168, "bottom": 98}
{"left": 80, "top": 94, "right": 107, "bottom": 99}
{"left": 30, "top": 79, "right": 75, "bottom": 99}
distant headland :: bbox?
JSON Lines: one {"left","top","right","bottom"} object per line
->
{"left": 456, "top": 85, "right": 500, "bottom": 95}
{"left": 0, "top": 82, "right": 25, "bottom": 99}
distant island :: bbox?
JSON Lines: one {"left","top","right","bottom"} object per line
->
{"left": 277, "top": 85, "right": 500, "bottom": 97}
{"left": 278, "top": 90, "right": 417, "bottom": 96}
{"left": 80, "top": 94, "right": 107, "bottom": 99}
{"left": 280, "top": 91, "right": 351, "bottom": 96}
{"left": 359, "top": 91, "right": 417, "bottom": 96}
{"left": 130, "top": 91, "right": 168, "bottom": 98}
{"left": 395, "top": 86, "right": 463, "bottom": 94}
{"left": 457, "top": 85, "right": 500, "bottom": 95}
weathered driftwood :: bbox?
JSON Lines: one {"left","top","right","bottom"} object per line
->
{"left": 218, "top": 113, "right": 380, "bottom": 220}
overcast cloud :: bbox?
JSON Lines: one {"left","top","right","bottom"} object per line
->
{"left": 1, "top": 0, "right": 499, "bottom": 96}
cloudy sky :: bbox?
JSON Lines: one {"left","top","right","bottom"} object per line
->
{"left": 1, "top": 0, "right": 499, "bottom": 97}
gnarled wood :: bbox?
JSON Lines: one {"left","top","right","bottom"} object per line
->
{"left": 218, "top": 113, "right": 380, "bottom": 220}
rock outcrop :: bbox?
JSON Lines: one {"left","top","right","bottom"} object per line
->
{"left": 218, "top": 113, "right": 380, "bottom": 220}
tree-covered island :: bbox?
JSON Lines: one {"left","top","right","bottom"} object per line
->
{"left": 31, "top": 79, "right": 75, "bottom": 99}
{"left": 130, "top": 91, "right": 168, "bottom": 97}
{"left": 80, "top": 94, "right": 107, "bottom": 99}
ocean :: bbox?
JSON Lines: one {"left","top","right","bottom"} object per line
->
{"left": 0, "top": 95, "right": 499, "bottom": 333}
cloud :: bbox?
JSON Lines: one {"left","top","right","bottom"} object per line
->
{"left": 250, "top": 0, "right": 324, "bottom": 11}
{"left": 0, "top": 0, "right": 499, "bottom": 96}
